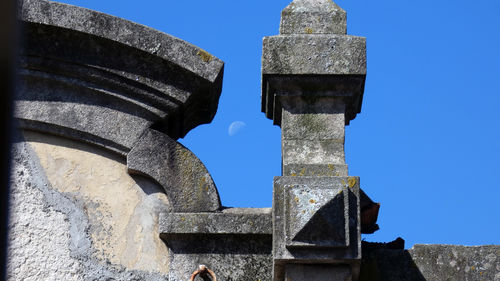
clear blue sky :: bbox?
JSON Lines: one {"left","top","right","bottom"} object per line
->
{"left": 55, "top": 0, "right": 500, "bottom": 248}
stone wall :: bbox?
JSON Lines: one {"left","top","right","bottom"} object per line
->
{"left": 360, "top": 245, "right": 500, "bottom": 281}
{"left": 8, "top": 132, "right": 167, "bottom": 280}
{"left": 8, "top": 0, "right": 500, "bottom": 280}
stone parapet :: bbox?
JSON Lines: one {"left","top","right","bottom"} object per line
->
{"left": 159, "top": 208, "right": 273, "bottom": 281}
{"left": 360, "top": 245, "right": 500, "bottom": 281}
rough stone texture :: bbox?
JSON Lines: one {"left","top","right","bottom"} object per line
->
{"left": 262, "top": 35, "right": 365, "bottom": 76}
{"left": 280, "top": 0, "right": 347, "bottom": 35}
{"left": 262, "top": 76, "right": 366, "bottom": 126}
{"left": 165, "top": 236, "right": 272, "bottom": 281}
{"left": 16, "top": 0, "right": 224, "bottom": 214}
{"left": 360, "top": 245, "right": 500, "bottom": 281}
{"left": 18, "top": 0, "right": 224, "bottom": 144}
{"left": 159, "top": 208, "right": 272, "bottom": 235}
{"left": 261, "top": 35, "right": 366, "bottom": 126}
{"left": 20, "top": 0, "right": 223, "bottom": 83}
{"left": 25, "top": 131, "right": 170, "bottom": 274}
{"left": 273, "top": 176, "right": 361, "bottom": 280}
{"left": 283, "top": 163, "right": 348, "bottom": 177}
{"left": 127, "top": 128, "right": 221, "bottom": 212}
{"left": 160, "top": 208, "right": 273, "bottom": 280}
{"left": 8, "top": 132, "right": 168, "bottom": 280}
{"left": 281, "top": 95, "right": 348, "bottom": 176}
{"left": 410, "top": 245, "right": 500, "bottom": 281}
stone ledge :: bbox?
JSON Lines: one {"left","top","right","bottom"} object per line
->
{"left": 360, "top": 245, "right": 500, "bottom": 281}
{"left": 20, "top": 0, "right": 223, "bottom": 83}
{"left": 159, "top": 208, "right": 272, "bottom": 235}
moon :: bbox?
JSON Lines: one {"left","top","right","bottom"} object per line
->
{"left": 228, "top": 121, "right": 246, "bottom": 136}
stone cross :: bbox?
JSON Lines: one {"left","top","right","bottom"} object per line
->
{"left": 262, "top": 0, "right": 367, "bottom": 280}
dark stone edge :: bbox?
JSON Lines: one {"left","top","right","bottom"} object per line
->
{"left": 20, "top": 0, "right": 224, "bottom": 83}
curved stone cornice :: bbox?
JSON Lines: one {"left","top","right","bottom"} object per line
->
{"left": 16, "top": 0, "right": 223, "bottom": 212}
{"left": 19, "top": 0, "right": 224, "bottom": 142}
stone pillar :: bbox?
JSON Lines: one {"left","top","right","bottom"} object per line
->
{"left": 261, "top": 0, "right": 367, "bottom": 280}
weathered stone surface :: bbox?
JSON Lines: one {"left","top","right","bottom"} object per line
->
{"left": 262, "top": 35, "right": 366, "bottom": 76}
{"left": 410, "top": 245, "right": 500, "bottom": 281}
{"left": 20, "top": 0, "right": 223, "bottom": 83}
{"left": 284, "top": 184, "right": 348, "bottom": 248}
{"left": 281, "top": 96, "right": 348, "bottom": 180}
{"left": 262, "top": 75, "right": 365, "bottom": 125}
{"left": 16, "top": 74, "right": 152, "bottom": 155}
{"left": 8, "top": 132, "right": 168, "bottom": 280}
{"left": 127, "top": 128, "right": 221, "bottom": 212}
{"left": 159, "top": 208, "right": 272, "bottom": 280}
{"left": 165, "top": 235, "right": 272, "bottom": 281}
{"left": 24, "top": 131, "right": 170, "bottom": 274}
{"left": 360, "top": 245, "right": 500, "bottom": 281}
{"left": 280, "top": 0, "right": 347, "bottom": 35}
{"left": 281, "top": 96, "right": 346, "bottom": 141}
{"left": 18, "top": 0, "right": 224, "bottom": 144}
{"left": 283, "top": 139, "right": 345, "bottom": 165}
{"left": 273, "top": 176, "right": 361, "bottom": 280}
{"left": 283, "top": 163, "right": 348, "bottom": 177}
{"left": 159, "top": 208, "right": 271, "bottom": 235}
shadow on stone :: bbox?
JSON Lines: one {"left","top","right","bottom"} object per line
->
{"left": 359, "top": 249, "right": 427, "bottom": 281}
{"left": 292, "top": 192, "right": 345, "bottom": 247}
{"left": 161, "top": 234, "right": 272, "bottom": 255}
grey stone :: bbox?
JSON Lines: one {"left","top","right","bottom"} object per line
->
{"left": 160, "top": 209, "right": 273, "bottom": 281}
{"left": 18, "top": 0, "right": 224, "bottom": 141}
{"left": 273, "top": 176, "right": 361, "bottom": 280}
{"left": 262, "top": 75, "right": 365, "bottom": 126}
{"left": 8, "top": 133, "right": 168, "bottom": 280}
{"left": 359, "top": 245, "right": 500, "bottom": 281}
{"left": 281, "top": 96, "right": 346, "bottom": 141}
{"left": 280, "top": 0, "right": 347, "bottom": 35}
{"left": 280, "top": 96, "right": 348, "bottom": 178}
{"left": 165, "top": 237, "right": 272, "bottom": 281}
{"left": 410, "top": 245, "right": 500, "bottom": 281}
{"left": 284, "top": 184, "right": 348, "bottom": 248}
{"left": 20, "top": 0, "right": 223, "bottom": 83}
{"left": 283, "top": 163, "right": 348, "bottom": 177}
{"left": 262, "top": 35, "right": 366, "bottom": 76}
{"left": 127, "top": 128, "right": 221, "bottom": 212}
{"left": 282, "top": 139, "right": 346, "bottom": 167}
{"left": 159, "top": 208, "right": 272, "bottom": 235}
{"left": 285, "top": 264, "right": 352, "bottom": 281}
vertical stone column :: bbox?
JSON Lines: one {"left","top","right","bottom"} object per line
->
{"left": 262, "top": 0, "right": 367, "bottom": 280}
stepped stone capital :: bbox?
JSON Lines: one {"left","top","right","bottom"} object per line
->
{"left": 280, "top": 0, "right": 347, "bottom": 35}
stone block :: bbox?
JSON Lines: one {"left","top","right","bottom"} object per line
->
{"left": 128, "top": 128, "right": 221, "bottom": 212}
{"left": 262, "top": 35, "right": 366, "bottom": 76}
{"left": 159, "top": 208, "right": 273, "bottom": 281}
{"left": 284, "top": 183, "right": 348, "bottom": 248}
{"left": 273, "top": 176, "right": 361, "bottom": 279}
{"left": 159, "top": 208, "right": 272, "bottom": 235}
{"left": 281, "top": 97, "right": 346, "bottom": 141}
{"left": 282, "top": 139, "right": 345, "bottom": 166}
{"left": 280, "top": 0, "right": 347, "bottom": 35}
{"left": 262, "top": 75, "right": 366, "bottom": 126}
{"left": 360, "top": 245, "right": 500, "bottom": 281}
{"left": 283, "top": 163, "right": 348, "bottom": 177}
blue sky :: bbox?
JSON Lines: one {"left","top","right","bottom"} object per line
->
{"left": 55, "top": 0, "right": 500, "bottom": 248}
